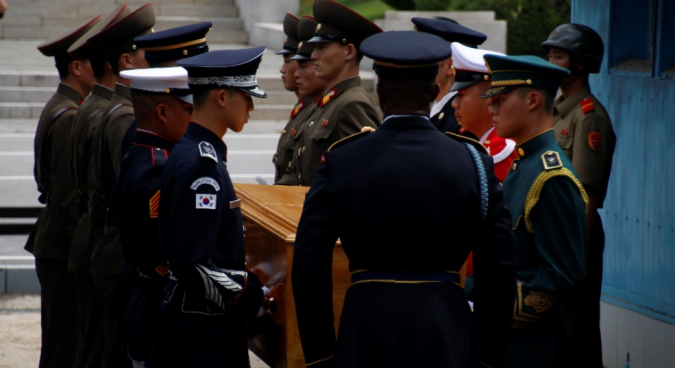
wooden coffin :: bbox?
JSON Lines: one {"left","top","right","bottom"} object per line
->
{"left": 234, "top": 183, "right": 350, "bottom": 368}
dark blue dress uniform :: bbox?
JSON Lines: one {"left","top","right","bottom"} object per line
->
{"left": 116, "top": 130, "right": 174, "bottom": 364}
{"left": 481, "top": 54, "right": 589, "bottom": 368}
{"left": 292, "top": 31, "right": 516, "bottom": 368}
{"left": 154, "top": 48, "right": 269, "bottom": 367}
{"left": 412, "top": 16, "right": 486, "bottom": 139}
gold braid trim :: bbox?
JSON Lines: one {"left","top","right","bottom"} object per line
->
{"left": 491, "top": 79, "right": 532, "bottom": 87}
{"left": 328, "top": 130, "right": 372, "bottom": 152}
{"left": 307, "top": 354, "right": 334, "bottom": 366}
{"left": 524, "top": 168, "right": 589, "bottom": 234}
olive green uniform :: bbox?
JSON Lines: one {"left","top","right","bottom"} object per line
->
{"left": 273, "top": 96, "right": 315, "bottom": 184}
{"left": 68, "top": 82, "right": 113, "bottom": 368}
{"left": 503, "top": 130, "right": 589, "bottom": 368}
{"left": 278, "top": 77, "right": 381, "bottom": 186}
{"left": 553, "top": 86, "right": 615, "bottom": 368}
{"left": 26, "top": 83, "right": 83, "bottom": 368}
{"left": 89, "top": 82, "right": 135, "bottom": 368}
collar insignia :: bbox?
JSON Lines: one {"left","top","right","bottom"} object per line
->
{"left": 198, "top": 141, "right": 218, "bottom": 163}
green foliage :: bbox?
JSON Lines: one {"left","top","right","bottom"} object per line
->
{"left": 414, "top": 0, "right": 450, "bottom": 11}
{"left": 299, "top": 0, "right": 395, "bottom": 21}
{"left": 448, "top": 0, "right": 571, "bottom": 56}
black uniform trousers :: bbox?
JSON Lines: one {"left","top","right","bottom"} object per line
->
{"left": 72, "top": 273, "right": 103, "bottom": 368}
{"left": 35, "top": 258, "right": 79, "bottom": 368}
{"left": 561, "top": 211, "right": 605, "bottom": 368}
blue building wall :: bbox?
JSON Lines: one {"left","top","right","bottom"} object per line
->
{"left": 572, "top": 0, "right": 675, "bottom": 324}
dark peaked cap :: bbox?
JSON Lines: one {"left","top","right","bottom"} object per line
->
{"left": 68, "top": 4, "right": 131, "bottom": 60}
{"left": 277, "top": 13, "right": 301, "bottom": 55}
{"left": 412, "top": 17, "right": 487, "bottom": 46}
{"left": 290, "top": 16, "right": 319, "bottom": 61}
{"left": 38, "top": 15, "right": 101, "bottom": 62}
{"left": 177, "top": 47, "right": 268, "bottom": 98}
{"left": 308, "top": 0, "right": 382, "bottom": 49}
{"left": 360, "top": 31, "right": 451, "bottom": 79}
{"left": 482, "top": 54, "right": 570, "bottom": 97}
{"left": 87, "top": 3, "right": 156, "bottom": 57}
{"left": 135, "top": 22, "right": 212, "bottom": 63}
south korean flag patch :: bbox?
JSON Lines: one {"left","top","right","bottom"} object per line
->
{"left": 196, "top": 194, "right": 217, "bottom": 209}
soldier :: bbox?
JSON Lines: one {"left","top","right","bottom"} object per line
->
{"left": 273, "top": 13, "right": 313, "bottom": 183}
{"left": 65, "top": 6, "right": 130, "bottom": 367}
{"left": 277, "top": 0, "right": 382, "bottom": 186}
{"left": 116, "top": 67, "right": 193, "bottom": 366}
{"left": 542, "top": 23, "right": 616, "bottom": 368}
{"left": 28, "top": 14, "right": 100, "bottom": 368}
{"left": 450, "top": 43, "right": 516, "bottom": 183}
{"left": 292, "top": 31, "right": 516, "bottom": 368}
{"left": 155, "top": 48, "right": 272, "bottom": 367}
{"left": 120, "top": 21, "right": 213, "bottom": 156}
{"left": 482, "top": 54, "right": 588, "bottom": 368}
{"left": 84, "top": 4, "right": 156, "bottom": 367}
{"left": 412, "top": 17, "right": 487, "bottom": 138}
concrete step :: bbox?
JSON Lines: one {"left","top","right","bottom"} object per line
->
{"left": 4, "top": 3, "right": 237, "bottom": 17}
{"left": 265, "top": 91, "right": 300, "bottom": 105}
{"left": 383, "top": 10, "right": 496, "bottom": 22}
{"left": 0, "top": 86, "right": 56, "bottom": 103}
{"left": 5, "top": 0, "right": 236, "bottom": 6}
{"left": 1, "top": 26, "right": 247, "bottom": 43}
{"left": 249, "top": 105, "right": 295, "bottom": 121}
{"left": 155, "top": 16, "right": 242, "bottom": 31}
{"left": 0, "top": 103, "right": 42, "bottom": 119}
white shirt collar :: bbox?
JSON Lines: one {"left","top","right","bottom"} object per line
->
{"left": 430, "top": 91, "right": 457, "bottom": 118}
{"left": 382, "top": 114, "right": 430, "bottom": 125}
{"left": 479, "top": 127, "right": 495, "bottom": 144}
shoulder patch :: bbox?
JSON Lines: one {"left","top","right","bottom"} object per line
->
{"left": 580, "top": 98, "right": 595, "bottom": 114}
{"left": 327, "top": 129, "right": 374, "bottom": 152}
{"left": 190, "top": 177, "right": 221, "bottom": 191}
{"left": 588, "top": 131, "right": 601, "bottom": 151}
{"left": 541, "top": 151, "right": 563, "bottom": 170}
{"left": 445, "top": 132, "right": 488, "bottom": 154}
{"left": 198, "top": 141, "right": 218, "bottom": 163}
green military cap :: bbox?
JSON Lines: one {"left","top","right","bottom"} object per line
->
{"left": 87, "top": 3, "right": 156, "bottom": 58}
{"left": 482, "top": 54, "right": 570, "bottom": 97}
{"left": 276, "top": 13, "right": 301, "bottom": 55}
{"left": 68, "top": 4, "right": 131, "bottom": 60}
{"left": 308, "top": 0, "right": 382, "bottom": 49}
{"left": 290, "top": 16, "right": 319, "bottom": 61}
{"left": 38, "top": 14, "right": 101, "bottom": 64}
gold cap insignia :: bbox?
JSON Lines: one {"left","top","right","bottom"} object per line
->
{"left": 165, "top": 88, "right": 170, "bottom": 93}
{"left": 183, "top": 50, "right": 188, "bottom": 56}
{"left": 316, "top": 23, "right": 321, "bottom": 32}
{"left": 298, "top": 41, "right": 303, "bottom": 48}
{"left": 132, "top": 44, "right": 137, "bottom": 50}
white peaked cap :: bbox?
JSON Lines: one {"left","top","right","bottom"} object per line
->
{"left": 451, "top": 43, "right": 504, "bottom": 73}
{"left": 120, "top": 67, "right": 193, "bottom": 104}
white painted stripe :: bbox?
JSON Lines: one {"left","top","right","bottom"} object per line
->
{"left": 0, "top": 256, "right": 33, "bottom": 261}
{"left": 0, "top": 152, "right": 32, "bottom": 156}
{"left": 0, "top": 176, "right": 33, "bottom": 180}
{"left": 0, "top": 265, "right": 35, "bottom": 270}
{"left": 228, "top": 150, "right": 275, "bottom": 155}
{"left": 0, "top": 134, "right": 34, "bottom": 138}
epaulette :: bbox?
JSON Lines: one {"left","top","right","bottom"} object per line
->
{"left": 151, "top": 147, "right": 169, "bottom": 166}
{"left": 290, "top": 99, "right": 307, "bottom": 118}
{"left": 445, "top": 132, "right": 488, "bottom": 154}
{"left": 198, "top": 141, "right": 218, "bottom": 163}
{"left": 580, "top": 97, "right": 595, "bottom": 114}
{"left": 328, "top": 128, "right": 375, "bottom": 152}
{"left": 318, "top": 88, "right": 337, "bottom": 107}
{"left": 541, "top": 150, "right": 562, "bottom": 170}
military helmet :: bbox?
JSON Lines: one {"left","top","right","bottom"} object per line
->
{"left": 541, "top": 23, "right": 604, "bottom": 74}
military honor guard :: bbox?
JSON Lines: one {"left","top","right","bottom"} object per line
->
{"left": 292, "top": 30, "right": 516, "bottom": 368}
{"left": 153, "top": 48, "right": 272, "bottom": 367}
{"left": 83, "top": 4, "right": 156, "bottom": 367}
{"left": 482, "top": 54, "right": 589, "bottom": 367}
{"left": 412, "top": 17, "right": 487, "bottom": 138}
{"left": 28, "top": 14, "right": 100, "bottom": 368}
{"left": 542, "top": 24, "right": 616, "bottom": 368}
{"left": 277, "top": 0, "right": 382, "bottom": 186}
{"left": 450, "top": 43, "right": 516, "bottom": 183}
{"left": 120, "top": 21, "right": 213, "bottom": 155}
{"left": 116, "top": 67, "right": 193, "bottom": 367}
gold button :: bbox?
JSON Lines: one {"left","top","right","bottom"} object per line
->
{"left": 309, "top": 121, "right": 314, "bottom": 127}
{"left": 518, "top": 148, "right": 524, "bottom": 156}
{"left": 302, "top": 147, "right": 306, "bottom": 152}
{"left": 282, "top": 129, "right": 286, "bottom": 134}
{"left": 439, "top": 112, "right": 445, "bottom": 119}
{"left": 183, "top": 50, "right": 188, "bottom": 56}
{"left": 512, "top": 163, "right": 518, "bottom": 170}
{"left": 298, "top": 173, "right": 302, "bottom": 179}
{"left": 526, "top": 79, "right": 532, "bottom": 85}
{"left": 485, "top": 140, "right": 491, "bottom": 145}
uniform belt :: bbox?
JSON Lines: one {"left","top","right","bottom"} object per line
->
{"left": 350, "top": 270, "right": 460, "bottom": 285}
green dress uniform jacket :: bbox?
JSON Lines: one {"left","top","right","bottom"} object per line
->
{"left": 502, "top": 129, "right": 589, "bottom": 368}
{"left": 553, "top": 86, "right": 615, "bottom": 208}
{"left": 273, "top": 96, "right": 315, "bottom": 184}
{"left": 553, "top": 86, "right": 615, "bottom": 368}
{"left": 69, "top": 83, "right": 113, "bottom": 275}
{"left": 278, "top": 77, "right": 381, "bottom": 186}
{"left": 90, "top": 82, "right": 134, "bottom": 278}
{"left": 27, "top": 83, "right": 82, "bottom": 259}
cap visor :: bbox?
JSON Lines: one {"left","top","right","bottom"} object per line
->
{"left": 275, "top": 49, "right": 295, "bottom": 55}
{"left": 450, "top": 80, "right": 479, "bottom": 93}
{"left": 241, "top": 86, "right": 267, "bottom": 98}
{"left": 177, "top": 94, "right": 193, "bottom": 104}
{"left": 307, "top": 35, "right": 332, "bottom": 44}
{"left": 290, "top": 53, "right": 311, "bottom": 61}
{"left": 482, "top": 85, "right": 516, "bottom": 98}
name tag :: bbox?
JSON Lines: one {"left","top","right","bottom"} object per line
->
{"left": 229, "top": 199, "right": 241, "bottom": 209}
